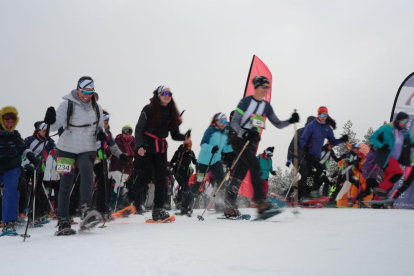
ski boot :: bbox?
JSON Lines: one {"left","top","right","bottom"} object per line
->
{"left": 55, "top": 217, "right": 76, "bottom": 236}
{"left": 152, "top": 208, "right": 171, "bottom": 221}
{"left": 1, "top": 222, "right": 18, "bottom": 236}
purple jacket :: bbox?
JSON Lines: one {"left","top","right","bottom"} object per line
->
{"left": 362, "top": 150, "right": 380, "bottom": 179}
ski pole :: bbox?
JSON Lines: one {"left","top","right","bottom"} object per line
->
{"left": 114, "top": 165, "right": 126, "bottom": 212}
{"left": 41, "top": 182, "right": 55, "bottom": 216}
{"left": 198, "top": 140, "right": 250, "bottom": 221}
{"left": 99, "top": 143, "right": 111, "bottom": 227}
{"left": 22, "top": 124, "right": 50, "bottom": 241}
{"left": 284, "top": 155, "right": 305, "bottom": 202}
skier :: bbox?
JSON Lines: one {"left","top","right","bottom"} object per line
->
{"left": 226, "top": 76, "right": 299, "bottom": 219}
{"left": 299, "top": 107, "right": 348, "bottom": 202}
{"left": 256, "top": 147, "right": 276, "bottom": 200}
{"left": 0, "top": 106, "right": 39, "bottom": 235}
{"left": 107, "top": 125, "right": 134, "bottom": 211}
{"left": 22, "top": 121, "right": 56, "bottom": 224}
{"left": 43, "top": 76, "right": 126, "bottom": 235}
{"left": 180, "top": 112, "right": 232, "bottom": 215}
{"left": 124, "top": 85, "right": 190, "bottom": 221}
{"left": 170, "top": 141, "right": 197, "bottom": 209}
{"left": 369, "top": 112, "right": 414, "bottom": 204}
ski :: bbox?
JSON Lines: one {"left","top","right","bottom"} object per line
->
{"left": 54, "top": 228, "right": 77, "bottom": 236}
{"left": 78, "top": 210, "right": 104, "bottom": 232}
{"left": 111, "top": 205, "right": 137, "bottom": 218}
{"left": 146, "top": 215, "right": 176, "bottom": 223}
{"left": 217, "top": 214, "right": 251, "bottom": 220}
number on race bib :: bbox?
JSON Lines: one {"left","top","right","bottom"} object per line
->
{"left": 196, "top": 173, "right": 206, "bottom": 182}
{"left": 56, "top": 157, "right": 75, "bottom": 174}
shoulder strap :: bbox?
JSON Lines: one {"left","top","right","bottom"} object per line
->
{"left": 66, "top": 100, "right": 74, "bottom": 130}
{"left": 95, "top": 104, "right": 100, "bottom": 135}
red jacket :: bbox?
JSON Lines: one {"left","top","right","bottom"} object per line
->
{"left": 109, "top": 134, "right": 135, "bottom": 175}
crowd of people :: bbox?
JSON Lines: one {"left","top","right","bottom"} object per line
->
{"left": 0, "top": 74, "right": 411, "bottom": 237}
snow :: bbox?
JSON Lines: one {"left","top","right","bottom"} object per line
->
{"left": 1, "top": 208, "right": 413, "bottom": 276}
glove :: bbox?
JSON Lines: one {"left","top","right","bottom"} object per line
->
{"left": 286, "top": 160, "right": 292, "bottom": 167}
{"left": 26, "top": 152, "right": 40, "bottom": 168}
{"left": 340, "top": 135, "right": 349, "bottom": 143}
{"left": 242, "top": 128, "right": 260, "bottom": 142}
{"left": 302, "top": 145, "right": 310, "bottom": 154}
{"left": 119, "top": 153, "right": 129, "bottom": 166}
{"left": 288, "top": 112, "right": 300, "bottom": 124}
{"left": 381, "top": 144, "right": 390, "bottom": 151}
{"left": 270, "top": 171, "right": 276, "bottom": 176}
{"left": 44, "top": 107, "right": 56, "bottom": 125}
{"left": 97, "top": 130, "right": 107, "bottom": 142}
{"left": 211, "top": 145, "right": 219, "bottom": 154}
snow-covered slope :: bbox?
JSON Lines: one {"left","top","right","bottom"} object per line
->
{"left": 2, "top": 208, "right": 413, "bottom": 276}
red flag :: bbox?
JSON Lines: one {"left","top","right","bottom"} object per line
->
{"left": 238, "top": 55, "right": 272, "bottom": 198}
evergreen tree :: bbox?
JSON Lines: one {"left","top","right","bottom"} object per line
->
{"left": 362, "top": 127, "right": 374, "bottom": 146}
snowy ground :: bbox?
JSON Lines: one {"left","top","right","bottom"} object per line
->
{"left": 1, "top": 208, "right": 413, "bottom": 276}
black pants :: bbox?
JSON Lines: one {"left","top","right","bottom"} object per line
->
{"left": 94, "top": 162, "right": 111, "bottom": 213}
{"left": 69, "top": 169, "right": 81, "bottom": 216}
{"left": 299, "top": 155, "right": 324, "bottom": 195}
{"left": 129, "top": 152, "right": 167, "bottom": 209}
{"left": 18, "top": 169, "right": 28, "bottom": 215}
{"left": 181, "top": 162, "right": 225, "bottom": 211}
{"left": 226, "top": 136, "right": 264, "bottom": 208}
{"left": 175, "top": 166, "right": 190, "bottom": 203}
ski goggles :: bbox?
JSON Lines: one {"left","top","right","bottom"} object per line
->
{"left": 122, "top": 129, "right": 133, "bottom": 134}
{"left": 219, "top": 120, "right": 228, "bottom": 125}
{"left": 80, "top": 89, "right": 95, "bottom": 95}
{"left": 320, "top": 114, "right": 328, "bottom": 118}
{"left": 402, "top": 119, "right": 409, "bottom": 124}
{"left": 2, "top": 114, "right": 17, "bottom": 121}
{"left": 260, "top": 85, "right": 271, "bottom": 90}
{"left": 160, "top": 91, "right": 172, "bottom": 97}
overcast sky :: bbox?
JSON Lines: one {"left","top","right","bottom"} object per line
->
{"left": 1, "top": 0, "right": 414, "bottom": 169}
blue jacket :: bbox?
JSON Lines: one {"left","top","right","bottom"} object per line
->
{"left": 257, "top": 153, "right": 273, "bottom": 180}
{"left": 370, "top": 122, "right": 414, "bottom": 168}
{"left": 197, "top": 126, "right": 233, "bottom": 165}
{"left": 300, "top": 119, "right": 341, "bottom": 159}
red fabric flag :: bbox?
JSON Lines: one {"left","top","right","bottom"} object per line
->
{"left": 238, "top": 55, "right": 272, "bottom": 198}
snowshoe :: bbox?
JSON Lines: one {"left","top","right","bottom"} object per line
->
{"left": 1, "top": 222, "right": 18, "bottom": 237}
{"left": 54, "top": 217, "right": 76, "bottom": 236}
{"left": 79, "top": 210, "right": 104, "bottom": 232}
{"left": 146, "top": 216, "right": 176, "bottom": 223}
{"left": 253, "top": 202, "right": 284, "bottom": 221}
{"left": 147, "top": 208, "right": 173, "bottom": 222}
{"left": 223, "top": 208, "right": 242, "bottom": 218}
{"left": 300, "top": 203, "right": 323, "bottom": 209}
{"left": 362, "top": 198, "right": 394, "bottom": 205}
{"left": 111, "top": 205, "right": 137, "bottom": 218}
{"left": 301, "top": 196, "right": 329, "bottom": 204}
{"left": 217, "top": 214, "right": 251, "bottom": 220}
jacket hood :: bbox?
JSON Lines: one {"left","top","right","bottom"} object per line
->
{"left": 0, "top": 106, "right": 19, "bottom": 131}
{"left": 62, "top": 90, "right": 82, "bottom": 105}
{"left": 306, "top": 116, "right": 316, "bottom": 126}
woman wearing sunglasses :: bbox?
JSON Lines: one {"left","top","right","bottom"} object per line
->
{"left": 43, "top": 76, "right": 125, "bottom": 235}
{"left": 299, "top": 106, "right": 347, "bottom": 202}
{"left": 125, "top": 86, "right": 190, "bottom": 221}
{"left": 226, "top": 76, "right": 299, "bottom": 219}
{"left": 180, "top": 112, "right": 233, "bottom": 215}
{"left": 0, "top": 106, "right": 40, "bottom": 235}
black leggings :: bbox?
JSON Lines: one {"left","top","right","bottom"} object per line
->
{"left": 129, "top": 152, "right": 167, "bottom": 209}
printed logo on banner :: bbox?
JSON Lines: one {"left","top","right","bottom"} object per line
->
{"left": 395, "top": 87, "right": 414, "bottom": 115}
{"left": 404, "top": 91, "right": 414, "bottom": 106}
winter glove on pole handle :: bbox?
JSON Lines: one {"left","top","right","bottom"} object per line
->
{"left": 119, "top": 153, "right": 129, "bottom": 166}
{"left": 289, "top": 109, "right": 300, "bottom": 124}
{"left": 44, "top": 107, "right": 56, "bottom": 125}
{"left": 211, "top": 145, "right": 219, "bottom": 154}
{"left": 198, "top": 140, "right": 250, "bottom": 221}
{"left": 340, "top": 135, "right": 349, "bottom": 143}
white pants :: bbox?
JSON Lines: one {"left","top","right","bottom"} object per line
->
{"left": 108, "top": 171, "right": 130, "bottom": 193}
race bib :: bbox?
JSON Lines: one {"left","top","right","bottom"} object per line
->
{"left": 250, "top": 114, "right": 266, "bottom": 132}
{"left": 196, "top": 173, "right": 206, "bottom": 182}
{"left": 56, "top": 157, "right": 75, "bottom": 174}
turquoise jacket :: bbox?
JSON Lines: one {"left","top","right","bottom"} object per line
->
{"left": 258, "top": 153, "right": 274, "bottom": 180}
{"left": 370, "top": 122, "right": 414, "bottom": 168}
{"left": 197, "top": 126, "right": 233, "bottom": 166}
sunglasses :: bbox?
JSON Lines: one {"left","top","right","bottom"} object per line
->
{"left": 402, "top": 120, "right": 409, "bottom": 124}
{"left": 3, "top": 115, "right": 17, "bottom": 121}
{"left": 122, "top": 129, "right": 133, "bottom": 134}
{"left": 160, "top": 91, "right": 173, "bottom": 97}
{"left": 320, "top": 114, "right": 328, "bottom": 118}
{"left": 260, "top": 85, "right": 271, "bottom": 90}
{"left": 80, "top": 89, "right": 94, "bottom": 95}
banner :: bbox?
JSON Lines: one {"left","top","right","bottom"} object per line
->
{"left": 238, "top": 55, "right": 272, "bottom": 198}
{"left": 389, "top": 72, "right": 414, "bottom": 209}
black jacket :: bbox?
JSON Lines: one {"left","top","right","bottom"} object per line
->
{"left": 287, "top": 116, "right": 315, "bottom": 163}
{"left": 0, "top": 126, "right": 28, "bottom": 174}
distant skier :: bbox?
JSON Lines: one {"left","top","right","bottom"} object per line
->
{"left": 256, "top": 147, "right": 276, "bottom": 200}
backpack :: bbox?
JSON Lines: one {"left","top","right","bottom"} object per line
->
{"left": 58, "top": 100, "right": 100, "bottom": 136}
